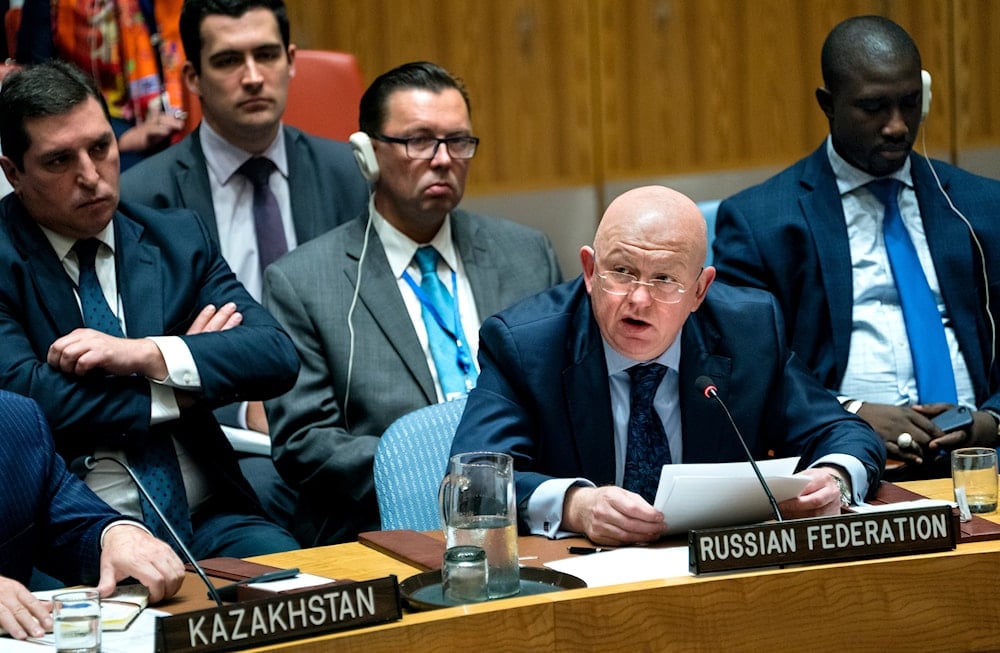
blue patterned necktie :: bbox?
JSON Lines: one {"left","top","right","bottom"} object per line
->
{"left": 73, "top": 238, "right": 193, "bottom": 547}
{"left": 239, "top": 157, "right": 288, "bottom": 273}
{"left": 623, "top": 363, "right": 672, "bottom": 504}
{"left": 413, "top": 247, "right": 475, "bottom": 399}
{"left": 868, "top": 178, "right": 958, "bottom": 403}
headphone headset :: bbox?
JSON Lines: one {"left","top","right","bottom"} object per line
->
{"left": 349, "top": 131, "right": 380, "bottom": 184}
{"left": 920, "top": 69, "right": 932, "bottom": 123}
{"left": 342, "top": 132, "right": 380, "bottom": 426}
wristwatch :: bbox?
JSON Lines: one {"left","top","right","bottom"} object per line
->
{"left": 829, "top": 473, "right": 851, "bottom": 510}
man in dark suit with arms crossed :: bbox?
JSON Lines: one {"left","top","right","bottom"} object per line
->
{"left": 0, "top": 60, "right": 300, "bottom": 558}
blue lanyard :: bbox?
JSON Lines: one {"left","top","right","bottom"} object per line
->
{"left": 401, "top": 268, "right": 475, "bottom": 382}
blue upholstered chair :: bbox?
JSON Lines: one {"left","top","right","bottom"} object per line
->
{"left": 374, "top": 397, "right": 468, "bottom": 531}
{"left": 697, "top": 199, "right": 721, "bottom": 266}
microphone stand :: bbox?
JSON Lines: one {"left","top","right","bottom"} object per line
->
{"left": 696, "top": 377, "right": 784, "bottom": 522}
{"left": 84, "top": 456, "right": 224, "bottom": 606}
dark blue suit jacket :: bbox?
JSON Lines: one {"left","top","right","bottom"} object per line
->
{"left": 451, "top": 278, "right": 885, "bottom": 525}
{"left": 713, "top": 144, "right": 1000, "bottom": 413}
{"left": 0, "top": 390, "right": 122, "bottom": 587}
{"left": 120, "top": 125, "right": 369, "bottom": 248}
{"left": 0, "top": 194, "right": 299, "bottom": 510}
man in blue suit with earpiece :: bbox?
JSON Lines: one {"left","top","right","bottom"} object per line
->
{"left": 713, "top": 15, "right": 1000, "bottom": 479}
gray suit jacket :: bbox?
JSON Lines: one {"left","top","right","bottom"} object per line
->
{"left": 263, "top": 209, "right": 563, "bottom": 544}
{"left": 120, "top": 124, "right": 369, "bottom": 248}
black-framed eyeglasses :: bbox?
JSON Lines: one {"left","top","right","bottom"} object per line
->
{"left": 373, "top": 134, "right": 480, "bottom": 160}
{"left": 596, "top": 270, "right": 691, "bottom": 304}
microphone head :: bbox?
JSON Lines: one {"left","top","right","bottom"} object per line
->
{"left": 695, "top": 375, "right": 718, "bottom": 399}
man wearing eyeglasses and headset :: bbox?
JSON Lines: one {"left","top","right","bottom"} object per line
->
{"left": 451, "top": 186, "right": 884, "bottom": 546}
{"left": 262, "top": 61, "right": 562, "bottom": 545}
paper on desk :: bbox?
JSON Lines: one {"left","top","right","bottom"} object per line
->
{"left": 653, "top": 457, "right": 809, "bottom": 535}
{"left": 545, "top": 546, "right": 690, "bottom": 587}
{"left": 21, "top": 608, "right": 167, "bottom": 653}
{"left": 246, "top": 573, "right": 333, "bottom": 592}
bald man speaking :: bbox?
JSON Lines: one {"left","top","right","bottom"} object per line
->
{"left": 451, "top": 186, "right": 886, "bottom": 545}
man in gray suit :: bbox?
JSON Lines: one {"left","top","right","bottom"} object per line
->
{"left": 263, "top": 62, "right": 563, "bottom": 545}
{"left": 120, "top": 0, "right": 367, "bottom": 530}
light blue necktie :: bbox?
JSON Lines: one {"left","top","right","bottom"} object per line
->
{"left": 623, "top": 363, "right": 672, "bottom": 504}
{"left": 74, "top": 239, "right": 193, "bottom": 547}
{"left": 868, "top": 178, "right": 958, "bottom": 403}
{"left": 413, "top": 247, "right": 474, "bottom": 399}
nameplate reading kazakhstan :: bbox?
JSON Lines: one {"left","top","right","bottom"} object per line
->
{"left": 155, "top": 575, "right": 401, "bottom": 652}
{"left": 688, "top": 505, "right": 956, "bottom": 575}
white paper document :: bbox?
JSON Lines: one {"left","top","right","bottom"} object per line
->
{"left": 652, "top": 457, "right": 809, "bottom": 534}
{"left": 545, "top": 546, "right": 691, "bottom": 587}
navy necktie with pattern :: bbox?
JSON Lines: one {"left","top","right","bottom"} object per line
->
{"left": 868, "top": 178, "right": 957, "bottom": 403}
{"left": 239, "top": 157, "right": 288, "bottom": 273}
{"left": 623, "top": 363, "right": 672, "bottom": 504}
{"left": 73, "top": 238, "right": 193, "bottom": 547}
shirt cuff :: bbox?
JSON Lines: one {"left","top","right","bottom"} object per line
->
{"left": 146, "top": 336, "right": 201, "bottom": 388}
{"left": 100, "top": 519, "right": 151, "bottom": 550}
{"left": 524, "top": 477, "right": 595, "bottom": 538}
{"left": 810, "top": 454, "right": 869, "bottom": 504}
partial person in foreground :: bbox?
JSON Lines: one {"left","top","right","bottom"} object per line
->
{"left": 712, "top": 15, "right": 1000, "bottom": 479}
{"left": 451, "top": 185, "right": 885, "bottom": 546}
{"left": 0, "top": 390, "right": 184, "bottom": 641}
{"left": 263, "top": 61, "right": 562, "bottom": 545}
{"left": 0, "top": 60, "right": 300, "bottom": 559}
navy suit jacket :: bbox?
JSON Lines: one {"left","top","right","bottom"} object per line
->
{"left": 0, "top": 390, "right": 122, "bottom": 587}
{"left": 451, "top": 278, "right": 885, "bottom": 526}
{"left": 713, "top": 144, "right": 1000, "bottom": 412}
{"left": 119, "top": 125, "right": 369, "bottom": 247}
{"left": 0, "top": 194, "right": 300, "bottom": 511}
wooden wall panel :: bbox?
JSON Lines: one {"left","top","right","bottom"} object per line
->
{"left": 954, "top": 0, "right": 1000, "bottom": 148}
{"left": 283, "top": 0, "right": 1000, "bottom": 196}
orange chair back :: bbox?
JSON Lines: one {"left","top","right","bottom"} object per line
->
{"left": 5, "top": 7, "right": 21, "bottom": 60}
{"left": 181, "top": 49, "right": 364, "bottom": 142}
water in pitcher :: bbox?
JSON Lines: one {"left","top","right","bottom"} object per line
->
{"left": 447, "top": 515, "right": 520, "bottom": 598}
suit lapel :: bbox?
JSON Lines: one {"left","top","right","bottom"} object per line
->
{"left": 176, "top": 131, "right": 219, "bottom": 242}
{"left": 4, "top": 198, "right": 83, "bottom": 337}
{"left": 285, "top": 127, "right": 321, "bottom": 244}
{"left": 452, "top": 211, "right": 505, "bottom": 318}
{"left": 113, "top": 212, "right": 164, "bottom": 338}
{"left": 800, "top": 148, "right": 854, "bottom": 376}
{"left": 912, "top": 157, "right": 988, "bottom": 393}
{"left": 678, "top": 314, "right": 733, "bottom": 462}
{"left": 563, "top": 295, "right": 616, "bottom": 483}
{"left": 344, "top": 217, "right": 438, "bottom": 403}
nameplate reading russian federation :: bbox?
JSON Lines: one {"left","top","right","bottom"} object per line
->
{"left": 155, "top": 575, "right": 401, "bottom": 652}
{"left": 689, "top": 505, "right": 956, "bottom": 575}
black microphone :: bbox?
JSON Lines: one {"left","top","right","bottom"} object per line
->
{"left": 77, "top": 455, "right": 224, "bottom": 606}
{"left": 695, "top": 376, "right": 784, "bottom": 522}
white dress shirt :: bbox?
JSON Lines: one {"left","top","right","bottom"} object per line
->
{"left": 827, "top": 137, "right": 974, "bottom": 409}
{"left": 370, "top": 201, "right": 481, "bottom": 403}
{"left": 200, "top": 120, "right": 297, "bottom": 302}
{"left": 43, "top": 222, "right": 212, "bottom": 519}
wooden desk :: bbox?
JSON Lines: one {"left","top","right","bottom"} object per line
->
{"left": 165, "top": 479, "right": 1000, "bottom": 652}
